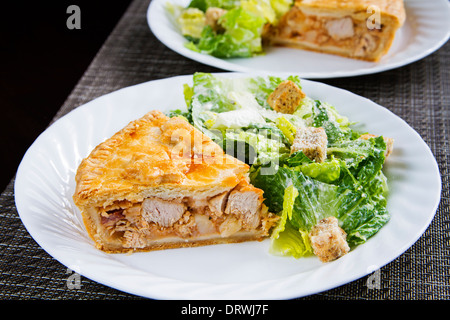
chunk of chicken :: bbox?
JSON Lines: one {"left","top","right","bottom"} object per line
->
{"left": 267, "top": 80, "right": 306, "bottom": 114}
{"left": 355, "top": 33, "right": 378, "bottom": 57}
{"left": 141, "top": 197, "right": 186, "bottom": 227}
{"left": 225, "top": 181, "right": 263, "bottom": 229}
{"left": 309, "top": 216, "right": 350, "bottom": 263}
{"left": 291, "top": 127, "right": 328, "bottom": 163}
{"left": 123, "top": 230, "right": 146, "bottom": 249}
{"left": 207, "top": 191, "right": 229, "bottom": 216}
{"left": 219, "top": 215, "right": 242, "bottom": 237}
{"left": 325, "top": 17, "right": 355, "bottom": 41}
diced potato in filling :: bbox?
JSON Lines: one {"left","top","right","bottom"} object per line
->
{"left": 359, "top": 133, "right": 394, "bottom": 158}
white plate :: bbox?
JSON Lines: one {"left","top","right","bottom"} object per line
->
{"left": 148, "top": 0, "right": 450, "bottom": 78}
{"left": 14, "top": 73, "right": 441, "bottom": 299}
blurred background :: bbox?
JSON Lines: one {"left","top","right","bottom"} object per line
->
{"left": 1, "top": 1, "right": 132, "bottom": 191}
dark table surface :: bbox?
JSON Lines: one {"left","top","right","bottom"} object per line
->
{"left": 1, "top": 0, "right": 449, "bottom": 300}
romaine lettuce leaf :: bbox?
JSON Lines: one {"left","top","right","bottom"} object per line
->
{"left": 271, "top": 184, "right": 298, "bottom": 239}
{"left": 249, "top": 165, "right": 291, "bottom": 213}
{"left": 225, "top": 130, "right": 286, "bottom": 155}
{"left": 293, "top": 98, "right": 352, "bottom": 144}
{"left": 269, "top": 184, "right": 312, "bottom": 258}
{"left": 187, "top": 0, "right": 208, "bottom": 11}
{"left": 345, "top": 200, "right": 389, "bottom": 246}
{"left": 187, "top": 0, "right": 293, "bottom": 21}
{"left": 270, "top": 221, "right": 313, "bottom": 258}
{"left": 176, "top": 8, "right": 206, "bottom": 38}
{"left": 188, "top": 73, "right": 236, "bottom": 131}
{"left": 328, "top": 138, "right": 375, "bottom": 168}
{"left": 352, "top": 136, "right": 386, "bottom": 187}
{"left": 174, "top": 0, "right": 295, "bottom": 58}
{"left": 251, "top": 160, "right": 389, "bottom": 250}
{"left": 297, "top": 159, "right": 341, "bottom": 183}
{"left": 332, "top": 136, "right": 387, "bottom": 188}
{"left": 224, "top": 128, "right": 288, "bottom": 165}
{"left": 285, "top": 151, "right": 312, "bottom": 167}
{"left": 275, "top": 117, "right": 296, "bottom": 144}
{"left": 311, "top": 100, "right": 351, "bottom": 144}
{"left": 241, "top": 0, "right": 276, "bottom": 24}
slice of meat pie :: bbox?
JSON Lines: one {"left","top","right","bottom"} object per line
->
{"left": 263, "top": 0, "right": 406, "bottom": 61}
{"left": 73, "top": 110, "right": 278, "bottom": 253}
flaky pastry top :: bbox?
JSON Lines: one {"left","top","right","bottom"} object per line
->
{"left": 73, "top": 110, "right": 249, "bottom": 209}
{"left": 295, "top": 0, "right": 406, "bottom": 26}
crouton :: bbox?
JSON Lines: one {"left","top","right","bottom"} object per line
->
{"left": 309, "top": 216, "right": 350, "bottom": 263}
{"left": 291, "top": 127, "right": 328, "bottom": 162}
{"left": 205, "top": 7, "right": 227, "bottom": 32}
{"left": 267, "top": 80, "right": 306, "bottom": 114}
{"left": 359, "top": 133, "right": 394, "bottom": 158}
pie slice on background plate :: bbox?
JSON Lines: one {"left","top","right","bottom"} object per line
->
{"left": 263, "top": 0, "right": 406, "bottom": 61}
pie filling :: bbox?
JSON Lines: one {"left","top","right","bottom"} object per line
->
{"left": 265, "top": 7, "right": 387, "bottom": 58}
{"left": 93, "top": 181, "right": 278, "bottom": 250}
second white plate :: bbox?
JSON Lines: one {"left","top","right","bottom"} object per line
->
{"left": 148, "top": 0, "right": 450, "bottom": 78}
{"left": 15, "top": 73, "right": 441, "bottom": 299}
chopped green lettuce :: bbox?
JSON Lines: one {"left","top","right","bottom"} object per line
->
{"left": 241, "top": 0, "right": 277, "bottom": 24}
{"left": 176, "top": 8, "right": 206, "bottom": 38}
{"left": 251, "top": 163, "right": 389, "bottom": 248}
{"left": 285, "top": 151, "right": 312, "bottom": 167}
{"left": 270, "top": 185, "right": 312, "bottom": 259}
{"left": 269, "top": 222, "right": 312, "bottom": 259}
{"left": 186, "top": 7, "right": 266, "bottom": 58}
{"left": 169, "top": 0, "right": 295, "bottom": 58}
{"left": 275, "top": 117, "right": 296, "bottom": 144}
{"left": 298, "top": 159, "right": 341, "bottom": 183}
{"left": 271, "top": 184, "right": 298, "bottom": 239}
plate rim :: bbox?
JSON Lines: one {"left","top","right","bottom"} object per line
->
{"left": 147, "top": 0, "right": 450, "bottom": 78}
{"left": 14, "top": 73, "right": 442, "bottom": 299}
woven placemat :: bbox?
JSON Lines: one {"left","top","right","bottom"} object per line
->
{"left": 1, "top": 0, "right": 448, "bottom": 300}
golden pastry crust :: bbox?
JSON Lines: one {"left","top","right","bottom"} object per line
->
{"left": 264, "top": 0, "right": 406, "bottom": 61}
{"left": 295, "top": 0, "right": 405, "bottom": 25}
{"left": 73, "top": 110, "right": 249, "bottom": 209}
{"left": 94, "top": 232, "right": 270, "bottom": 254}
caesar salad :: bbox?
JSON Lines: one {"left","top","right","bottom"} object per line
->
{"left": 168, "top": 73, "right": 393, "bottom": 262}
